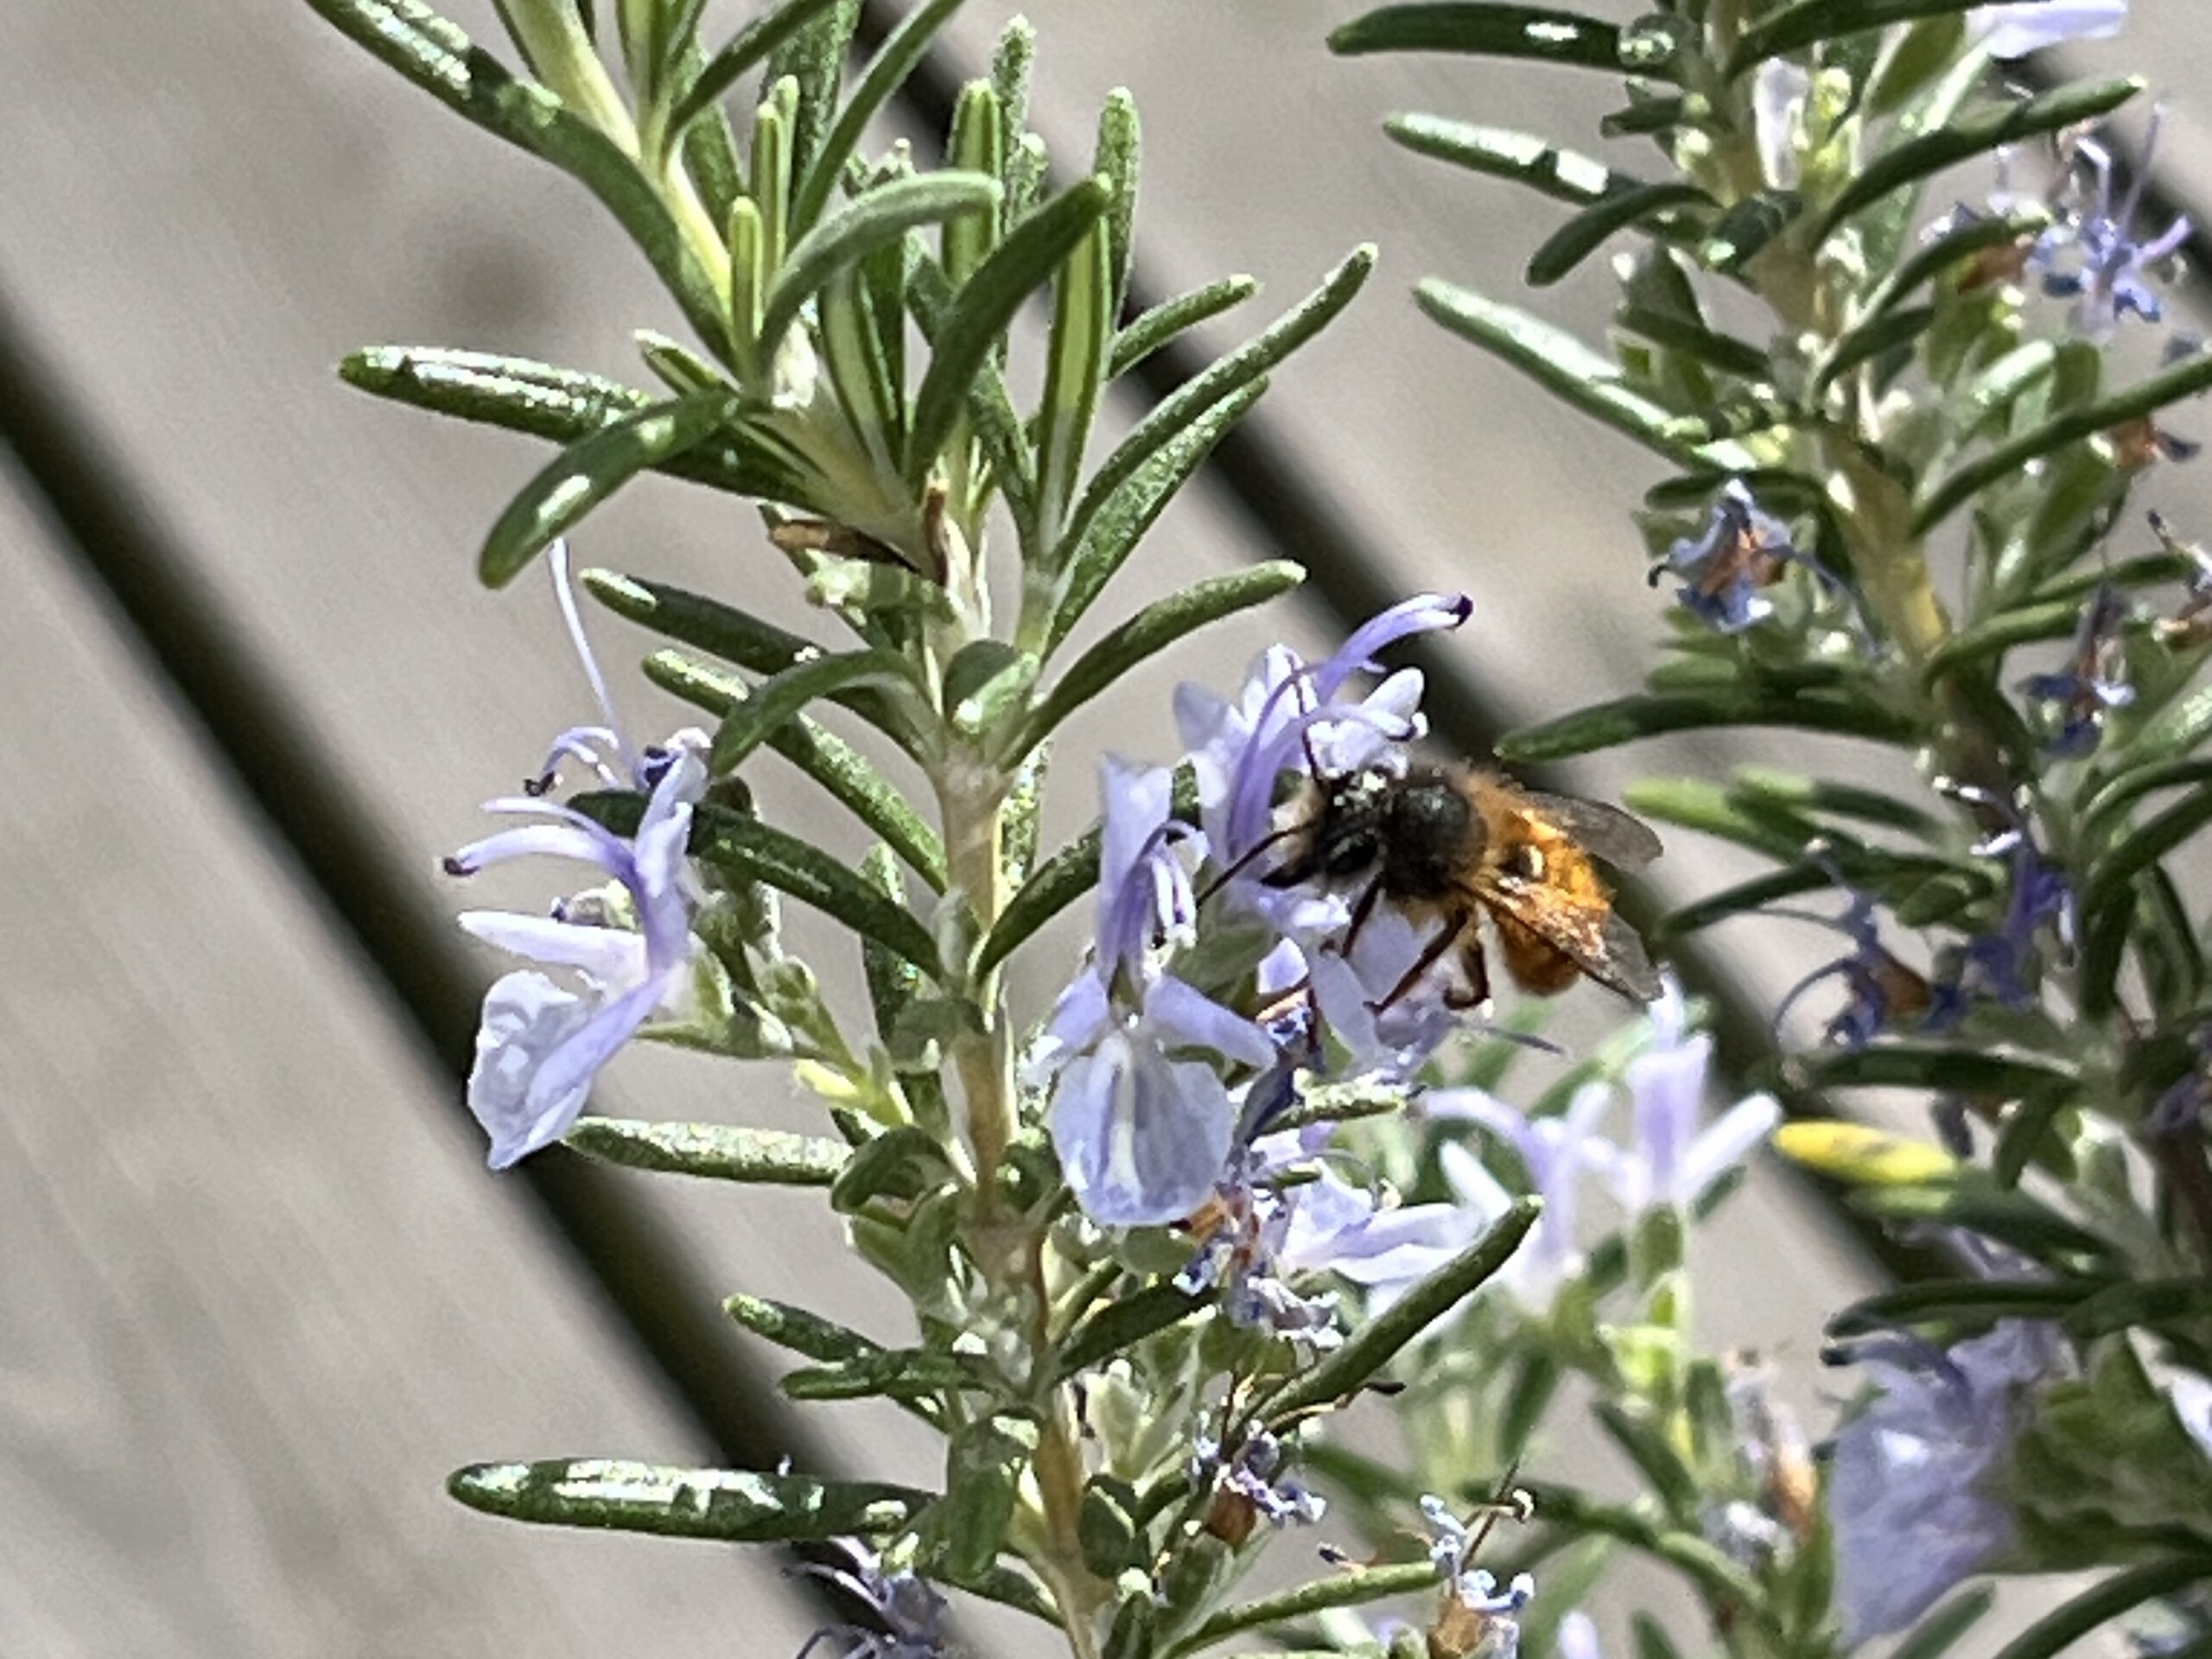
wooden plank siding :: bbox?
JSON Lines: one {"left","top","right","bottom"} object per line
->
{"left": 0, "top": 458, "right": 817, "bottom": 1656}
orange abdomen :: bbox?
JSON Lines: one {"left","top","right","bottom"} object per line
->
{"left": 1495, "top": 914, "right": 1582, "bottom": 994}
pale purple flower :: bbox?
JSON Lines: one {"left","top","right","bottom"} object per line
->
{"left": 1829, "top": 1323, "right": 2061, "bottom": 1647}
{"left": 1753, "top": 60, "right": 1811, "bottom": 191}
{"left": 1179, "top": 1106, "right": 1471, "bottom": 1338}
{"left": 796, "top": 1537, "right": 947, "bottom": 1659}
{"left": 1555, "top": 1611, "right": 1604, "bottom": 1659}
{"left": 1174, "top": 594, "right": 1474, "bottom": 1071}
{"left": 1943, "top": 791, "right": 2075, "bottom": 1009}
{"left": 447, "top": 542, "right": 708, "bottom": 1169}
{"left": 1190, "top": 1426, "right": 1326, "bottom": 1529}
{"left": 1035, "top": 757, "right": 1273, "bottom": 1227}
{"left": 2171, "top": 1369, "right": 2212, "bottom": 1462}
{"left": 1773, "top": 874, "right": 1948, "bottom": 1050}
{"left": 2021, "top": 583, "right": 2134, "bottom": 757}
{"left": 2148, "top": 1026, "right": 2212, "bottom": 1139}
{"left": 1420, "top": 1493, "right": 1536, "bottom": 1653}
{"left": 1969, "top": 1, "right": 2126, "bottom": 59}
{"left": 1176, "top": 1131, "right": 1344, "bottom": 1347}
{"left": 1280, "top": 1155, "right": 1473, "bottom": 1294}
{"left": 2040, "top": 112, "right": 2190, "bottom": 340}
{"left": 1426, "top": 1082, "right": 1612, "bottom": 1309}
{"left": 1592, "top": 979, "right": 1780, "bottom": 1215}
{"left": 1649, "top": 482, "right": 1825, "bottom": 633}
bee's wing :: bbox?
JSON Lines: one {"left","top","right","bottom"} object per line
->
{"left": 1516, "top": 791, "right": 1664, "bottom": 871}
{"left": 1467, "top": 874, "right": 1665, "bottom": 1003}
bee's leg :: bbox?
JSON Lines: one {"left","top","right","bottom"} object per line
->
{"left": 1446, "top": 931, "right": 1491, "bottom": 1012}
{"left": 1327, "top": 876, "right": 1384, "bottom": 960}
{"left": 1368, "top": 912, "right": 1467, "bottom": 1013}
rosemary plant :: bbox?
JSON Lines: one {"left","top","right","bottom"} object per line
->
{"left": 300, "top": 0, "right": 2212, "bottom": 1656}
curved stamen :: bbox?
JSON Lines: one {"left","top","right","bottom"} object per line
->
{"left": 550, "top": 540, "right": 642, "bottom": 785}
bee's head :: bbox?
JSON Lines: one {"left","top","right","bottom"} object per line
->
{"left": 1376, "top": 769, "right": 1484, "bottom": 899}
{"left": 1259, "top": 767, "right": 1391, "bottom": 887}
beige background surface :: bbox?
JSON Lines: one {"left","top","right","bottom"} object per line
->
{"left": 2, "top": 2, "right": 2203, "bottom": 1651}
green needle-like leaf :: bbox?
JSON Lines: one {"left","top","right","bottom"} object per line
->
{"left": 1814, "top": 303, "right": 1936, "bottom": 395}
{"left": 1796, "top": 1046, "right": 2079, "bottom": 1100}
{"left": 977, "top": 825, "right": 1097, "bottom": 977}
{"left": 2079, "top": 787, "right": 2212, "bottom": 1015}
{"left": 1053, "top": 1284, "right": 1211, "bottom": 1382}
{"left": 1386, "top": 116, "right": 1640, "bottom": 211}
{"left": 668, "top": 0, "right": 845, "bottom": 143}
{"left": 306, "top": 0, "right": 728, "bottom": 349}
{"left": 1499, "top": 691, "right": 1916, "bottom": 762}
{"left": 726, "top": 1294, "right": 891, "bottom": 1363}
{"left": 1262, "top": 1198, "right": 1540, "bottom": 1422}
{"left": 1811, "top": 77, "right": 2140, "bottom": 245}
{"left": 1990, "top": 1556, "right": 2212, "bottom": 1659}
{"left": 345, "top": 345, "right": 646, "bottom": 424}
{"left": 1826, "top": 1277, "right": 2104, "bottom": 1339}
{"left": 708, "top": 647, "right": 915, "bottom": 775}
{"left": 906, "top": 177, "right": 1116, "bottom": 493}
{"left": 1916, "top": 344, "right": 2212, "bottom": 532}
{"left": 1163, "top": 1565, "right": 1442, "bottom": 1657}
{"left": 1726, "top": 0, "right": 1993, "bottom": 80}
{"left": 1015, "top": 562, "right": 1304, "bottom": 759}
{"left": 1866, "top": 208, "right": 2051, "bottom": 317}
{"left": 789, "top": 0, "right": 967, "bottom": 233}
{"left": 1594, "top": 1402, "right": 1700, "bottom": 1519}
{"left": 1526, "top": 1486, "right": 1771, "bottom": 1629}
{"left": 478, "top": 392, "right": 732, "bottom": 587}
{"left": 761, "top": 171, "right": 1001, "bottom": 366}
{"left": 1418, "top": 281, "right": 1708, "bottom": 467}
{"left": 1890, "top": 1589, "right": 1999, "bottom": 1659}
{"left": 2061, "top": 1275, "right": 2212, "bottom": 1340}
{"left": 1057, "top": 244, "right": 1374, "bottom": 569}
{"left": 564, "top": 1118, "right": 850, "bottom": 1185}
{"left": 1036, "top": 220, "right": 1115, "bottom": 543}
{"left": 1854, "top": 1185, "right": 2118, "bottom": 1267}
{"left": 1331, "top": 3, "right": 1623, "bottom": 70}
{"left": 575, "top": 791, "right": 943, "bottom": 978}
{"left": 448, "top": 1459, "right": 928, "bottom": 1541}
{"left": 1094, "top": 88, "right": 1141, "bottom": 317}
{"left": 1048, "top": 380, "right": 1268, "bottom": 649}
{"left": 1614, "top": 307, "right": 1771, "bottom": 379}
{"left": 1922, "top": 594, "right": 2094, "bottom": 682}
{"left": 340, "top": 348, "right": 791, "bottom": 499}
{"left": 782, "top": 1349, "right": 974, "bottom": 1402}
{"left": 1109, "top": 276, "right": 1259, "bottom": 379}
{"left": 587, "top": 569, "right": 915, "bottom": 745}
{"left": 1527, "top": 181, "right": 1713, "bottom": 287}
{"left": 644, "top": 650, "right": 944, "bottom": 889}
{"left": 2082, "top": 759, "right": 2212, "bottom": 847}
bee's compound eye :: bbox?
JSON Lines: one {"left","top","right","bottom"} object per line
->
{"left": 1510, "top": 845, "right": 1546, "bottom": 882}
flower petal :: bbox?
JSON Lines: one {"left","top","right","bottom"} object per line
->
{"left": 1682, "top": 1090, "right": 1783, "bottom": 1203}
{"left": 467, "top": 971, "right": 603, "bottom": 1169}
{"left": 447, "top": 820, "right": 629, "bottom": 880}
{"left": 1313, "top": 593, "right": 1471, "bottom": 700}
{"left": 1972, "top": 0, "right": 2126, "bottom": 58}
{"left": 457, "top": 909, "right": 652, "bottom": 985}
{"left": 1026, "top": 971, "right": 1112, "bottom": 1085}
{"left": 1051, "top": 1030, "right": 1236, "bottom": 1227}
{"left": 518, "top": 973, "right": 669, "bottom": 1141}
{"left": 1623, "top": 1029, "right": 1712, "bottom": 1208}
{"left": 1145, "top": 974, "right": 1277, "bottom": 1070}
{"left": 1752, "top": 59, "right": 1810, "bottom": 190}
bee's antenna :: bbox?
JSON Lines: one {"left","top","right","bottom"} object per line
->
{"left": 1196, "top": 823, "right": 1302, "bottom": 904}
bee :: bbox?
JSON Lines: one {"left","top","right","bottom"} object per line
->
{"left": 1259, "top": 760, "right": 1664, "bottom": 1010}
